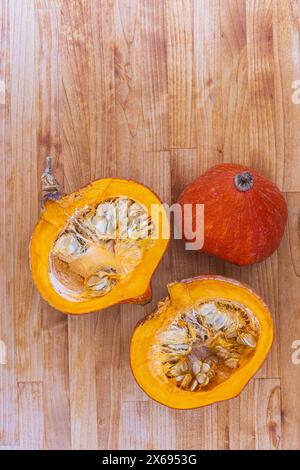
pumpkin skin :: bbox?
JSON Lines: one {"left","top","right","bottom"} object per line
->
{"left": 178, "top": 163, "right": 287, "bottom": 265}
{"left": 30, "top": 177, "right": 169, "bottom": 314}
{"left": 130, "top": 275, "right": 274, "bottom": 409}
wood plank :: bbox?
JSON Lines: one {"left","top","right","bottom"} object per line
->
{"left": 18, "top": 382, "right": 44, "bottom": 450}
{"left": 220, "top": 0, "right": 250, "bottom": 165}
{"left": 150, "top": 402, "right": 176, "bottom": 450}
{"left": 246, "top": 0, "right": 277, "bottom": 181}
{"left": 35, "top": 5, "right": 72, "bottom": 450}
{"left": 68, "top": 315, "right": 98, "bottom": 450}
{"left": 60, "top": 0, "right": 93, "bottom": 190}
{"left": 119, "top": 304, "right": 150, "bottom": 404}
{"left": 118, "top": 402, "right": 152, "bottom": 450}
{"left": 114, "top": 0, "right": 145, "bottom": 178}
{"left": 167, "top": 0, "right": 195, "bottom": 149}
{"left": 43, "top": 319, "right": 71, "bottom": 449}
{"left": 95, "top": 307, "right": 121, "bottom": 450}
{"left": 35, "top": 0, "right": 61, "bottom": 9}
{"left": 193, "top": 0, "right": 222, "bottom": 168}
{"left": 140, "top": 0, "right": 168, "bottom": 151}
{"left": 0, "top": 78, "right": 5, "bottom": 104}
{"left": 254, "top": 378, "right": 281, "bottom": 449}
{"left": 175, "top": 408, "right": 207, "bottom": 450}
{"left": 229, "top": 380, "right": 256, "bottom": 450}
{"left": 273, "top": 0, "right": 300, "bottom": 191}
{"left": 177, "top": 402, "right": 230, "bottom": 450}
{"left": 278, "top": 193, "right": 300, "bottom": 449}
{"left": 9, "top": 0, "right": 43, "bottom": 382}
{"left": 0, "top": 0, "right": 19, "bottom": 446}
{"left": 35, "top": 6, "right": 62, "bottom": 189}
{"left": 0, "top": 446, "right": 20, "bottom": 450}
{"left": 89, "top": 0, "right": 117, "bottom": 176}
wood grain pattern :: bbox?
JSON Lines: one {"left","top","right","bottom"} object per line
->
{"left": 1, "top": 0, "right": 300, "bottom": 450}
{"left": 247, "top": 0, "right": 277, "bottom": 181}
{"left": 273, "top": 0, "right": 300, "bottom": 191}
{"left": 167, "top": 0, "right": 195, "bottom": 148}
{"left": 254, "top": 378, "right": 281, "bottom": 449}
{"left": 278, "top": 193, "right": 300, "bottom": 449}
{"left": 0, "top": 0, "right": 19, "bottom": 446}
{"left": 18, "top": 382, "right": 44, "bottom": 450}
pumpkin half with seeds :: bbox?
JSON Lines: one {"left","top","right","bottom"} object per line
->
{"left": 30, "top": 157, "right": 169, "bottom": 314}
{"left": 130, "top": 275, "right": 273, "bottom": 409}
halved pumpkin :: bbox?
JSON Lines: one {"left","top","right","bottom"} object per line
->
{"left": 30, "top": 175, "right": 169, "bottom": 314}
{"left": 130, "top": 275, "right": 273, "bottom": 409}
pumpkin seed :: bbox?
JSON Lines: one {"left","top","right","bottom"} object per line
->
{"left": 192, "top": 360, "right": 202, "bottom": 375}
{"left": 201, "top": 362, "right": 211, "bottom": 373}
{"left": 176, "top": 375, "right": 185, "bottom": 382}
{"left": 190, "top": 379, "right": 198, "bottom": 391}
{"left": 53, "top": 233, "right": 84, "bottom": 258}
{"left": 196, "top": 373, "right": 207, "bottom": 385}
{"left": 238, "top": 332, "right": 256, "bottom": 348}
{"left": 181, "top": 373, "right": 192, "bottom": 389}
{"left": 224, "top": 357, "right": 239, "bottom": 369}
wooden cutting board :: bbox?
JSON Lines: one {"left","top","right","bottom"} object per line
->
{"left": 0, "top": 0, "right": 299, "bottom": 450}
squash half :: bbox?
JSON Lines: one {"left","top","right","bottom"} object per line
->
{"left": 130, "top": 275, "right": 273, "bottom": 409}
{"left": 30, "top": 178, "right": 169, "bottom": 314}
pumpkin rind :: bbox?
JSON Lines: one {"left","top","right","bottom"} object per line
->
{"left": 178, "top": 163, "right": 287, "bottom": 265}
{"left": 30, "top": 178, "right": 169, "bottom": 314}
{"left": 130, "top": 275, "right": 273, "bottom": 409}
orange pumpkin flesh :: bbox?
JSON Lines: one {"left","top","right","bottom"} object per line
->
{"left": 130, "top": 276, "right": 273, "bottom": 409}
{"left": 178, "top": 164, "right": 287, "bottom": 265}
{"left": 30, "top": 178, "right": 169, "bottom": 314}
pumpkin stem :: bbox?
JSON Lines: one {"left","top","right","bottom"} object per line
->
{"left": 234, "top": 171, "right": 253, "bottom": 192}
{"left": 41, "top": 155, "right": 63, "bottom": 207}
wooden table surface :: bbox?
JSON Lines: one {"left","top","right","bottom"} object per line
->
{"left": 1, "top": 0, "right": 300, "bottom": 450}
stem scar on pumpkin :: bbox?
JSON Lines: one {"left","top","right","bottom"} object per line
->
{"left": 234, "top": 171, "right": 254, "bottom": 192}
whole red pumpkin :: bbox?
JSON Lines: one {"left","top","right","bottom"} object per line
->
{"left": 178, "top": 163, "right": 287, "bottom": 266}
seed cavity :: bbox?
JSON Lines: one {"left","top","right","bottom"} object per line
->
{"left": 49, "top": 197, "right": 154, "bottom": 301}
{"left": 152, "top": 299, "right": 259, "bottom": 392}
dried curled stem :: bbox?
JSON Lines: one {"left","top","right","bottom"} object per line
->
{"left": 41, "top": 156, "right": 63, "bottom": 207}
{"left": 42, "top": 156, "right": 61, "bottom": 192}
